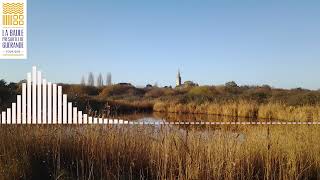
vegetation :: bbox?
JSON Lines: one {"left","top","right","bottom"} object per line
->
{"left": 0, "top": 125, "right": 319, "bottom": 179}
{"left": 1, "top": 79, "right": 320, "bottom": 121}
{"left": 153, "top": 101, "right": 320, "bottom": 122}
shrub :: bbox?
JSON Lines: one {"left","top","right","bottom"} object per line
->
{"left": 145, "top": 88, "right": 165, "bottom": 98}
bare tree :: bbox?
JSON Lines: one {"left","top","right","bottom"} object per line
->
{"left": 97, "top": 73, "right": 104, "bottom": 87}
{"left": 81, "top": 75, "right": 86, "bottom": 86}
{"left": 88, "top": 72, "right": 94, "bottom": 86}
{"left": 154, "top": 82, "right": 158, "bottom": 87}
{"left": 106, "top": 72, "right": 112, "bottom": 86}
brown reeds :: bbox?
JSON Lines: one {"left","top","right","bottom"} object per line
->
{"left": 154, "top": 101, "right": 320, "bottom": 121}
{"left": 0, "top": 125, "right": 319, "bottom": 179}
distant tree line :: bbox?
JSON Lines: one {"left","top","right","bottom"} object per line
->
{"left": 81, "top": 72, "right": 112, "bottom": 87}
{"left": 0, "top": 80, "right": 18, "bottom": 111}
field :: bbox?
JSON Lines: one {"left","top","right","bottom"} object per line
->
{"left": 0, "top": 125, "right": 319, "bottom": 179}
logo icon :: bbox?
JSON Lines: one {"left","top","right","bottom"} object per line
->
{"left": 3, "top": 3, "right": 24, "bottom": 26}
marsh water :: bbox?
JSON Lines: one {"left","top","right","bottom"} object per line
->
{"left": 112, "top": 112, "right": 249, "bottom": 142}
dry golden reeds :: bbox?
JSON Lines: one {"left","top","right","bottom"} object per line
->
{"left": 154, "top": 101, "right": 320, "bottom": 121}
{"left": 0, "top": 125, "right": 320, "bottom": 179}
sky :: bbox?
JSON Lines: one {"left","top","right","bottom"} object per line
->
{"left": 0, "top": 0, "right": 320, "bottom": 89}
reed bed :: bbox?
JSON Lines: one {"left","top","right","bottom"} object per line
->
{"left": 0, "top": 125, "right": 319, "bottom": 179}
{"left": 154, "top": 101, "right": 320, "bottom": 121}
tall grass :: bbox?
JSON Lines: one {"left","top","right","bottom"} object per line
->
{"left": 0, "top": 125, "right": 319, "bottom": 179}
{"left": 154, "top": 101, "right": 320, "bottom": 121}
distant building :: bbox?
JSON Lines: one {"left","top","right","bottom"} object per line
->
{"left": 176, "top": 70, "right": 182, "bottom": 87}
{"left": 175, "top": 70, "right": 198, "bottom": 88}
{"left": 182, "top": 81, "right": 199, "bottom": 87}
{"left": 146, "top": 84, "right": 153, "bottom": 88}
{"left": 117, "top": 83, "right": 133, "bottom": 87}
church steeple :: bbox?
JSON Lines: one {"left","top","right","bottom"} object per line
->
{"left": 176, "top": 69, "right": 182, "bottom": 87}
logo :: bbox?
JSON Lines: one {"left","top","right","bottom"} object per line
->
{"left": 0, "top": 0, "right": 27, "bottom": 59}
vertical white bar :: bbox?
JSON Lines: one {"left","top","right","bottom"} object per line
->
{"left": 17, "top": 95, "right": 21, "bottom": 124}
{"left": 57, "top": 86, "right": 62, "bottom": 124}
{"left": 88, "top": 117, "right": 93, "bottom": 124}
{"left": 68, "top": 102, "right": 72, "bottom": 124}
{"left": 94, "top": 118, "right": 98, "bottom": 124}
{"left": 52, "top": 84, "right": 57, "bottom": 124}
{"left": 99, "top": 118, "right": 103, "bottom": 124}
{"left": 73, "top": 107, "right": 77, "bottom": 124}
{"left": 78, "top": 111, "right": 83, "bottom": 124}
{"left": 12, "top": 103, "right": 16, "bottom": 124}
{"left": 22, "top": 83, "right": 26, "bottom": 124}
{"left": 47, "top": 82, "right": 52, "bottom": 124}
{"left": 7, "top": 108, "right": 11, "bottom": 124}
{"left": 83, "top": 114, "right": 88, "bottom": 124}
{"left": 2, "top": 112, "right": 6, "bottom": 124}
{"left": 42, "top": 79, "right": 47, "bottom": 124}
{"left": 27, "top": 73, "right": 31, "bottom": 124}
{"left": 63, "top": 95, "right": 67, "bottom": 124}
{"left": 32, "top": 66, "right": 37, "bottom": 124}
{"left": 37, "top": 71, "right": 42, "bottom": 124}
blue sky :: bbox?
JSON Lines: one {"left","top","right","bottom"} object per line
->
{"left": 0, "top": 0, "right": 320, "bottom": 89}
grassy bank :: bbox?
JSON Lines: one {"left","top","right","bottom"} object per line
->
{"left": 0, "top": 125, "right": 320, "bottom": 179}
{"left": 153, "top": 101, "right": 320, "bottom": 121}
